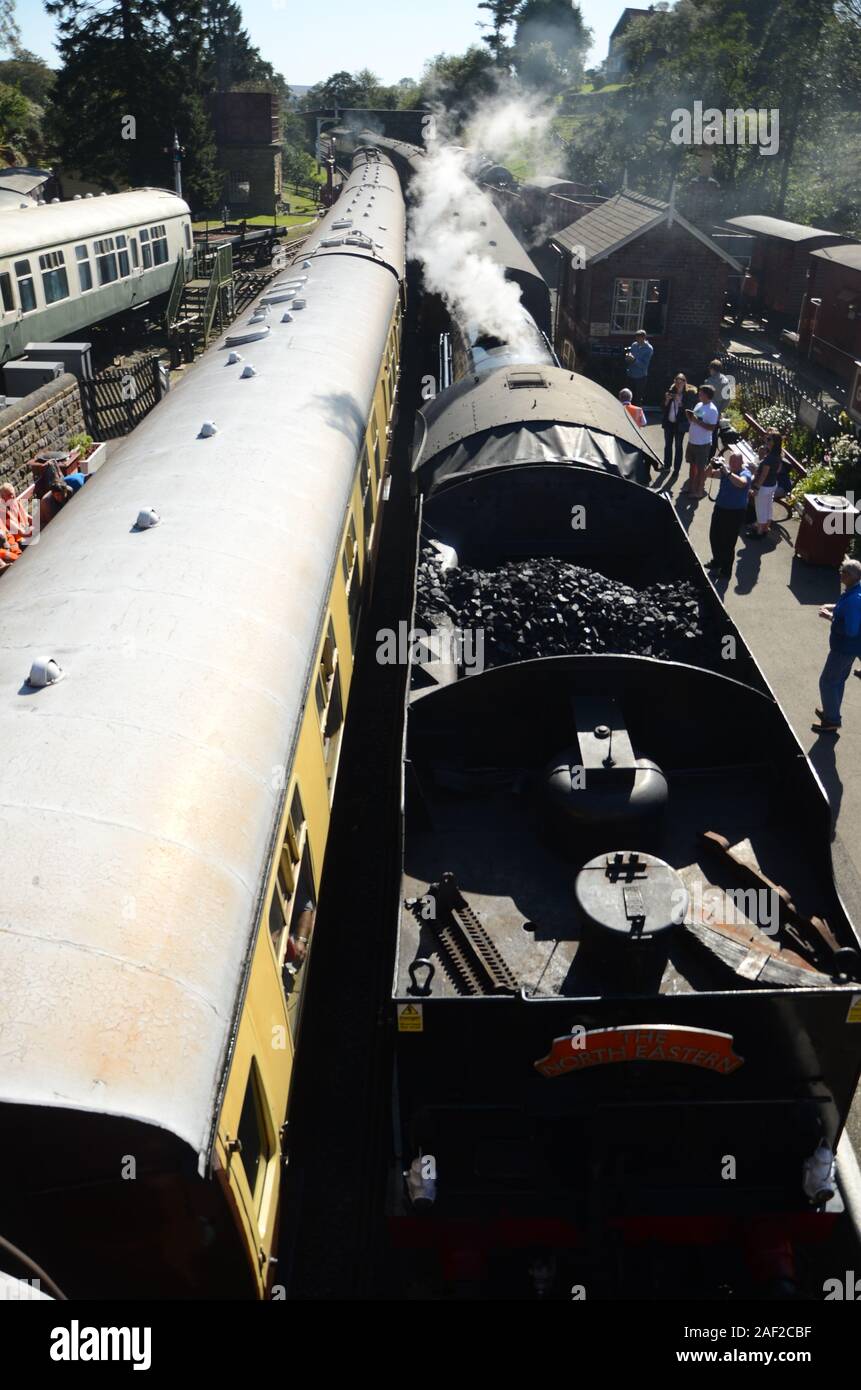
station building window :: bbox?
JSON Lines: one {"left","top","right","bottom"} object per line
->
{"left": 75, "top": 244, "right": 93, "bottom": 292}
{"left": 38, "top": 250, "right": 69, "bottom": 304}
{"left": 611, "top": 277, "right": 668, "bottom": 335}
{"left": 94, "top": 237, "right": 119, "bottom": 286}
{"left": 0, "top": 272, "right": 14, "bottom": 313}
{"left": 14, "top": 259, "right": 36, "bottom": 313}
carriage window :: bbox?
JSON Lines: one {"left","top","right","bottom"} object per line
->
{"left": 130, "top": 237, "right": 139, "bottom": 268}
{"left": 94, "top": 237, "right": 119, "bottom": 285}
{"left": 0, "top": 272, "right": 14, "bottom": 312}
{"left": 149, "top": 224, "right": 169, "bottom": 265}
{"left": 75, "top": 244, "right": 93, "bottom": 291}
{"left": 139, "top": 227, "right": 152, "bottom": 269}
{"left": 115, "top": 234, "right": 130, "bottom": 277}
{"left": 14, "top": 259, "right": 36, "bottom": 313}
{"left": 237, "top": 1063, "right": 271, "bottom": 1209}
{"left": 372, "top": 429, "right": 381, "bottom": 483}
{"left": 341, "top": 515, "right": 358, "bottom": 582}
{"left": 184, "top": 223, "right": 192, "bottom": 250}
{"left": 39, "top": 250, "right": 70, "bottom": 304}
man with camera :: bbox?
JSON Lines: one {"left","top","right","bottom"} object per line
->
{"left": 705, "top": 450, "right": 753, "bottom": 579}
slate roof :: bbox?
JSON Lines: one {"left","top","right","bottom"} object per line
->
{"left": 554, "top": 190, "right": 741, "bottom": 269}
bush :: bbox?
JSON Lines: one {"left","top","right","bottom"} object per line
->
{"left": 66, "top": 431, "right": 93, "bottom": 457}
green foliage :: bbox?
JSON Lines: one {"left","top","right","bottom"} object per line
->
{"left": 477, "top": 0, "right": 520, "bottom": 64}
{"left": 282, "top": 146, "right": 317, "bottom": 194}
{"left": 825, "top": 433, "right": 861, "bottom": 495}
{"left": 0, "top": 51, "right": 55, "bottom": 106}
{"left": 513, "top": 0, "right": 591, "bottom": 86}
{"left": 66, "top": 431, "right": 94, "bottom": 456}
{"left": 0, "top": 78, "right": 28, "bottom": 143}
{"left": 792, "top": 463, "right": 837, "bottom": 498}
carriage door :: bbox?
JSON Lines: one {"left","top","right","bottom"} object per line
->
{"left": 130, "top": 237, "right": 142, "bottom": 276}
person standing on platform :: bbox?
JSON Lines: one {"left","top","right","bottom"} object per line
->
{"left": 681, "top": 384, "right": 720, "bottom": 500}
{"left": 661, "top": 373, "right": 694, "bottom": 474}
{"left": 705, "top": 451, "right": 752, "bottom": 579}
{"left": 619, "top": 387, "right": 647, "bottom": 428}
{"left": 813, "top": 558, "right": 861, "bottom": 733}
{"left": 624, "top": 329, "right": 653, "bottom": 407}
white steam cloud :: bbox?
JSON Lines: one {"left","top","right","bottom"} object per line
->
{"left": 406, "top": 91, "right": 554, "bottom": 359}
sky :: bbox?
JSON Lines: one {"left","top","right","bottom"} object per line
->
{"left": 11, "top": 0, "right": 624, "bottom": 86}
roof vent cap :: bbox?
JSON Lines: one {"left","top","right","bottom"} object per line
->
{"left": 226, "top": 350, "right": 243, "bottom": 364}
{"left": 281, "top": 312, "right": 292, "bottom": 322}
{"left": 134, "top": 508, "right": 160, "bottom": 529}
{"left": 240, "top": 364, "right": 257, "bottom": 378}
{"left": 27, "top": 657, "right": 64, "bottom": 689}
{"left": 198, "top": 420, "right": 217, "bottom": 438}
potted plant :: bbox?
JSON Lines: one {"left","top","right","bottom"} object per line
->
{"left": 66, "top": 431, "right": 107, "bottom": 475}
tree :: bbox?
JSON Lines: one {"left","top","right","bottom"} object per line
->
{"left": 0, "top": 0, "right": 19, "bottom": 55}
{"left": 0, "top": 50, "right": 54, "bottom": 106}
{"left": 512, "top": 0, "right": 591, "bottom": 83}
{"left": 282, "top": 145, "right": 315, "bottom": 193}
{"left": 411, "top": 47, "right": 498, "bottom": 129}
{"left": 44, "top": 1, "right": 228, "bottom": 210}
{"left": 0, "top": 78, "right": 27, "bottom": 143}
{"left": 517, "top": 39, "right": 566, "bottom": 91}
{"left": 477, "top": 0, "right": 519, "bottom": 65}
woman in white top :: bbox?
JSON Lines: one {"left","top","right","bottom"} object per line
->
{"left": 747, "top": 431, "right": 783, "bottom": 537}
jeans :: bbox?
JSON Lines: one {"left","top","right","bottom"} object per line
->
{"left": 663, "top": 422, "right": 685, "bottom": 471}
{"left": 818, "top": 648, "right": 856, "bottom": 726}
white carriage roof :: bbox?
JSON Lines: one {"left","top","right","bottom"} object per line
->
{"left": 0, "top": 189, "right": 191, "bottom": 258}
{"left": 0, "top": 154, "right": 404, "bottom": 1166}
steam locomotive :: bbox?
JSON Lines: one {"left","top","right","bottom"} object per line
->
{"left": 367, "top": 134, "right": 861, "bottom": 1300}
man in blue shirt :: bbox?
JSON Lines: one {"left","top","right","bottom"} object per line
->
{"left": 705, "top": 451, "right": 752, "bottom": 578}
{"left": 625, "top": 329, "right": 653, "bottom": 407}
{"left": 814, "top": 558, "right": 861, "bottom": 732}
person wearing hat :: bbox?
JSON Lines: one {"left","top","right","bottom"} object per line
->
{"left": 814, "top": 558, "right": 861, "bottom": 733}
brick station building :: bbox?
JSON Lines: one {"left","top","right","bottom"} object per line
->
{"left": 552, "top": 189, "right": 742, "bottom": 403}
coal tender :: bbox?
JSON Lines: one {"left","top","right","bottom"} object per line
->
{"left": 389, "top": 307, "right": 861, "bottom": 1300}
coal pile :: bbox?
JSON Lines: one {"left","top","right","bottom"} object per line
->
{"left": 415, "top": 549, "right": 718, "bottom": 668}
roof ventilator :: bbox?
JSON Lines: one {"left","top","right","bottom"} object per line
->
{"left": 27, "top": 657, "right": 65, "bottom": 689}
{"left": 134, "top": 508, "right": 160, "bottom": 529}
{"left": 198, "top": 420, "right": 217, "bottom": 437}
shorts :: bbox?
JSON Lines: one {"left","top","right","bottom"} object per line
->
{"left": 755, "top": 484, "right": 776, "bottom": 525}
{"left": 685, "top": 441, "right": 712, "bottom": 469}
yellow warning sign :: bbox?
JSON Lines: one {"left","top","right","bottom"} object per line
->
{"left": 398, "top": 1003, "right": 423, "bottom": 1033}
{"left": 847, "top": 994, "right": 861, "bottom": 1024}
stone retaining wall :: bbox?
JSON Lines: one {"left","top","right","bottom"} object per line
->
{"left": 0, "top": 373, "right": 85, "bottom": 494}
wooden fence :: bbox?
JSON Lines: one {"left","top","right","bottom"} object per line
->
{"left": 79, "top": 354, "right": 165, "bottom": 440}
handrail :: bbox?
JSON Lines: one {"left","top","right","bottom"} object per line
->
{"left": 741, "top": 410, "right": 808, "bottom": 479}
{"left": 164, "top": 252, "right": 187, "bottom": 334}
{"left": 201, "top": 244, "right": 233, "bottom": 347}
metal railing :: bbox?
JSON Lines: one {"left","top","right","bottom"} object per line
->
{"left": 164, "top": 252, "right": 188, "bottom": 334}
{"left": 723, "top": 351, "right": 844, "bottom": 434}
{"left": 200, "top": 244, "right": 233, "bottom": 347}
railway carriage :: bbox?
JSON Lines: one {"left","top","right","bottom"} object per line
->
{"left": 0, "top": 148, "right": 405, "bottom": 1297}
{"left": 0, "top": 188, "right": 193, "bottom": 363}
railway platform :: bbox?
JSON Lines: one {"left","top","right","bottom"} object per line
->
{"left": 643, "top": 421, "right": 861, "bottom": 1156}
